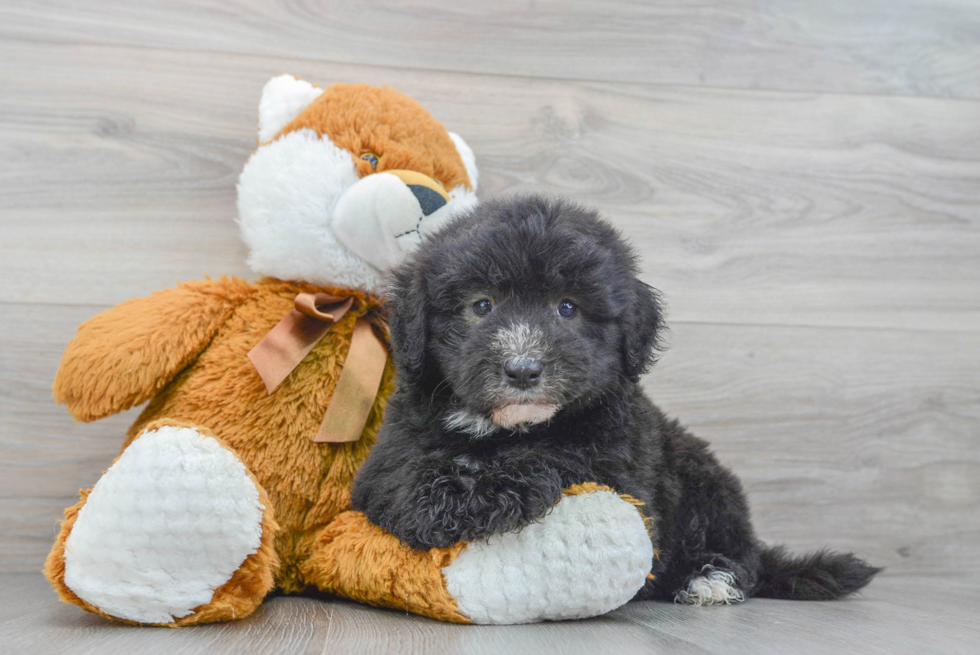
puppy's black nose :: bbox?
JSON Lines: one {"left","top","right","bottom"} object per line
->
{"left": 504, "top": 358, "right": 543, "bottom": 388}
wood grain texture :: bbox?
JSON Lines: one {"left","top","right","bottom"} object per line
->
{"left": 1, "top": 1, "right": 979, "bottom": 651}
{"left": 645, "top": 322, "right": 980, "bottom": 576}
{"left": 2, "top": 1, "right": 980, "bottom": 98}
{"left": 2, "top": 41, "right": 978, "bottom": 332}
{"left": 0, "top": 303, "right": 141, "bottom": 571}
{"left": 1, "top": 572, "right": 978, "bottom": 655}
{"left": 0, "top": 575, "right": 336, "bottom": 655}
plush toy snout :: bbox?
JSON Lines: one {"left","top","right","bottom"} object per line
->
{"left": 387, "top": 169, "right": 450, "bottom": 215}
{"left": 333, "top": 169, "right": 456, "bottom": 272}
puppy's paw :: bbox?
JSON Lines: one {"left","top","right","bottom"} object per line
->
{"left": 674, "top": 566, "right": 745, "bottom": 606}
{"left": 442, "top": 484, "right": 653, "bottom": 624}
{"left": 406, "top": 461, "right": 563, "bottom": 549}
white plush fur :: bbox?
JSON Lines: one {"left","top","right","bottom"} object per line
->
{"left": 443, "top": 489, "right": 652, "bottom": 624}
{"left": 449, "top": 132, "right": 479, "bottom": 191}
{"left": 257, "top": 74, "right": 324, "bottom": 144}
{"left": 674, "top": 566, "right": 746, "bottom": 606}
{"left": 333, "top": 172, "right": 437, "bottom": 273}
{"left": 62, "top": 426, "right": 265, "bottom": 624}
{"left": 237, "top": 129, "right": 383, "bottom": 292}
{"left": 238, "top": 109, "right": 479, "bottom": 293}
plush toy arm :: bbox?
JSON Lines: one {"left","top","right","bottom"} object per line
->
{"left": 53, "top": 277, "right": 254, "bottom": 422}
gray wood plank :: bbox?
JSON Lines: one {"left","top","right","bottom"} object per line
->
{"left": 645, "top": 321, "right": 980, "bottom": 578}
{"left": 2, "top": 0, "right": 979, "bottom": 98}
{"left": 2, "top": 572, "right": 977, "bottom": 655}
{"left": 0, "top": 574, "right": 335, "bottom": 655}
{"left": 608, "top": 572, "right": 980, "bottom": 655}
{"left": 0, "top": 302, "right": 142, "bottom": 571}
{"left": 1, "top": 41, "right": 978, "bottom": 332}
{"left": 321, "top": 600, "right": 685, "bottom": 655}
{"left": 2, "top": 2, "right": 978, "bottom": 652}
{"left": 3, "top": 302, "right": 977, "bottom": 576}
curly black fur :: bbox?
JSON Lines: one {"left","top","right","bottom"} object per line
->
{"left": 352, "top": 194, "right": 880, "bottom": 602}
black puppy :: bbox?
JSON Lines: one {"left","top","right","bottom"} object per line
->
{"left": 352, "top": 195, "right": 879, "bottom": 603}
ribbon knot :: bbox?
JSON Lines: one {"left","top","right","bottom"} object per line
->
{"left": 247, "top": 292, "right": 388, "bottom": 443}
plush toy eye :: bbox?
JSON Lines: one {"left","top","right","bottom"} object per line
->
{"left": 557, "top": 300, "right": 578, "bottom": 319}
{"left": 472, "top": 298, "right": 494, "bottom": 317}
{"left": 360, "top": 153, "right": 379, "bottom": 169}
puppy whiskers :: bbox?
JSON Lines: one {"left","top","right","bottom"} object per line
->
{"left": 428, "top": 378, "right": 452, "bottom": 413}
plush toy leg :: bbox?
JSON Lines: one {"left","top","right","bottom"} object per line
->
{"left": 44, "top": 420, "right": 278, "bottom": 626}
{"left": 306, "top": 483, "right": 653, "bottom": 624}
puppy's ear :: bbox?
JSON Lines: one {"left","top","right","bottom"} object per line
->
{"left": 622, "top": 280, "right": 665, "bottom": 382}
{"left": 387, "top": 260, "right": 428, "bottom": 383}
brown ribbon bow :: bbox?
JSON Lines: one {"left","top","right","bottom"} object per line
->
{"left": 247, "top": 293, "right": 388, "bottom": 443}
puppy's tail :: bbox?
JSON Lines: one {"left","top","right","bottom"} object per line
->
{"left": 753, "top": 545, "right": 881, "bottom": 600}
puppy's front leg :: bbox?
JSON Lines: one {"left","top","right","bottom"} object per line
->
{"left": 405, "top": 456, "right": 564, "bottom": 550}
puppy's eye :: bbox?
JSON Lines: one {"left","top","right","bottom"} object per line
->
{"left": 472, "top": 298, "right": 494, "bottom": 318}
{"left": 360, "top": 153, "right": 379, "bottom": 169}
{"left": 557, "top": 300, "right": 578, "bottom": 319}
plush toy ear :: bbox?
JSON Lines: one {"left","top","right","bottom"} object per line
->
{"left": 387, "top": 258, "right": 429, "bottom": 384}
{"left": 622, "top": 280, "right": 666, "bottom": 382}
{"left": 448, "top": 132, "right": 479, "bottom": 192}
{"left": 257, "top": 74, "right": 324, "bottom": 144}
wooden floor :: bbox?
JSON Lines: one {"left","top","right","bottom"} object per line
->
{"left": 3, "top": 572, "right": 978, "bottom": 655}
{"left": 1, "top": 1, "right": 979, "bottom": 653}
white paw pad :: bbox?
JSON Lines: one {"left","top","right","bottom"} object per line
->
{"left": 675, "top": 566, "right": 745, "bottom": 606}
{"left": 63, "top": 426, "right": 265, "bottom": 624}
{"left": 442, "top": 490, "right": 653, "bottom": 624}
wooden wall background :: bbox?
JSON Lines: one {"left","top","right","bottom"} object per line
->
{"left": 1, "top": 0, "right": 978, "bottom": 589}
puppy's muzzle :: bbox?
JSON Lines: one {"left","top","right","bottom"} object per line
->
{"left": 504, "top": 357, "right": 543, "bottom": 389}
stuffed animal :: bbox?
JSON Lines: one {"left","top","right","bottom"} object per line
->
{"left": 43, "top": 75, "right": 654, "bottom": 626}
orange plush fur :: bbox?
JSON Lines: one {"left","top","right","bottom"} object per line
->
{"left": 45, "top": 277, "right": 471, "bottom": 624}
{"left": 280, "top": 83, "right": 472, "bottom": 191}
